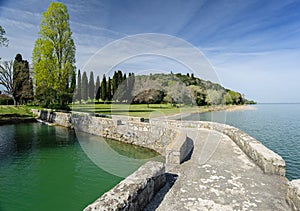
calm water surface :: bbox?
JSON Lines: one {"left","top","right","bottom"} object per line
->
{"left": 0, "top": 123, "right": 161, "bottom": 211}
{"left": 182, "top": 104, "right": 300, "bottom": 181}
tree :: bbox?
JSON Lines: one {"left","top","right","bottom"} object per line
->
{"left": 223, "top": 92, "right": 233, "bottom": 105}
{"left": 81, "top": 71, "right": 88, "bottom": 101}
{"left": 101, "top": 74, "right": 107, "bottom": 101}
{"left": 88, "top": 71, "right": 95, "bottom": 100}
{"left": 13, "top": 54, "right": 33, "bottom": 105}
{"left": 205, "top": 89, "right": 224, "bottom": 105}
{"left": 95, "top": 86, "right": 101, "bottom": 102}
{"left": 0, "top": 60, "right": 14, "bottom": 101}
{"left": 0, "top": 26, "right": 8, "bottom": 48}
{"left": 76, "top": 69, "right": 82, "bottom": 103}
{"left": 95, "top": 75, "right": 100, "bottom": 94}
{"left": 32, "top": 2, "right": 76, "bottom": 108}
{"left": 95, "top": 75, "right": 100, "bottom": 101}
{"left": 107, "top": 77, "right": 112, "bottom": 101}
{"left": 227, "top": 90, "right": 243, "bottom": 105}
{"left": 70, "top": 69, "right": 76, "bottom": 103}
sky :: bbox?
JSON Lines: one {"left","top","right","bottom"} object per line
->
{"left": 0, "top": 0, "right": 300, "bottom": 103}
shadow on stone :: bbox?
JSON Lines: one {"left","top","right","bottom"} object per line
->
{"left": 144, "top": 173, "right": 178, "bottom": 211}
{"left": 181, "top": 136, "right": 194, "bottom": 163}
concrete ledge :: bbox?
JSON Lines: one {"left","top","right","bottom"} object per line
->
{"left": 287, "top": 179, "right": 300, "bottom": 211}
{"left": 165, "top": 132, "right": 193, "bottom": 165}
{"left": 84, "top": 161, "right": 166, "bottom": 211}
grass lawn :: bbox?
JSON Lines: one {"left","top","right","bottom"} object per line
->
{"left": 0, "top": 105, "right": 38, "bottom": 119}
{"left": 71, "top": 103, "right": 200, "bottom": 118}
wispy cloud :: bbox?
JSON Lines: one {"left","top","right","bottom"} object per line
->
{"left": 0, "top": 0, "right": 300, "bottom": 102}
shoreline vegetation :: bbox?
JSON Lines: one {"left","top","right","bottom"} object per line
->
{"left": 0, "top": 104, "right": 255, "bottom": 125}
{"left": 0, "top": 105, "right": 37, "bottom": 125}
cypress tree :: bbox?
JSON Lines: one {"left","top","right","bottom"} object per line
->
{"left": 76, "top": 69, "right": 81, "bottom": 103}
{"left": 81, "top": 71, "right": 88, "bottom": 101}
{"left": 95, "top": 75, "right": 100, "bottom": 102}
{"left": 88, "top": 71, "right": 95, "bottom": 100}
{"left": 100, "top": 74, "right": 107, "bottom": 101}
{"left": 112, "top": 71, "right": 118, "bottom": 95}
{"left": 117, "top": 70, "right": 123, "bottom": 87}
{"left": 95, "top": 76, "right": 100, "bottom": 94}
{"left": 107, "top": 77, "right": 112, "bottom": 101}
{"left": 13, "top": 54, "right": 33, "bottom": 105}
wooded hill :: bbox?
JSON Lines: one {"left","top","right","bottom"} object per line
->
{"left": 77, "top": 70, "right": 255, "bottom": 106}
{"left": 131, "top": 73, "right": 255, "bottom": 106}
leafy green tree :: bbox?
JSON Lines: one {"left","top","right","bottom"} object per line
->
{"left": 0, "top": 26, "right": 8, "bottom": 48}
{"left": 223, "top": 92, "right": 233, "bottom": 105}
{"left": 32, "top": 2, "right": 76, "bottom": 108}
{"left": 228, "top": 90, "right": 242, "bottom": 105}
{"left": 205, "top": 89, "right": 224, "bottom": 105}
{"left": 76, "top": 69, "right": 82, "bottom": 103}
{"left": 101, "top": 74, "right": 107, "bottom": 101}
{"left": 81, "top": 71, "right": 88, "bottom": 101}
{"left": 88, "top": 71, "right": 95, "bottom": 100}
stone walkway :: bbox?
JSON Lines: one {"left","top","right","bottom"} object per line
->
{"left": 146, "top": 128, "right": 290, "bottom": 210}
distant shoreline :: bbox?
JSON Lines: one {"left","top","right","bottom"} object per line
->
{"left": 165, "top": 104, "right": 256, "bottom": 120}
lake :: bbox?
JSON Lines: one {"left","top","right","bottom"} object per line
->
{"left": 0, "top": 123, "right": 161, "bottom": 211}
{"left": 182, "top": 104, "right": 300, "bottom": 181}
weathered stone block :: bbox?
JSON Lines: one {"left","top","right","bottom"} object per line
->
{"left": 84, "top": 161, "right": 166, "bottom": 211}
{"left": 287, "top": 179, "right": 300, "bottom": 211}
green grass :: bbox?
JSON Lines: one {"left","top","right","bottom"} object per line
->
{"left": 71, "top": 103, "right": 199, "bottom": 118}
{"left": 0, "top": 105, "right": 39, "bottom": 119}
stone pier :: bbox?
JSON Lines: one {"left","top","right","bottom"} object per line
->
{"left": 31, "top": 109, "right": 299, "bottom": 210}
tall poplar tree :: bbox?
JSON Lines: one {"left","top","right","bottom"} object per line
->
{"left": 88, "top": 71, "right": 95, "bottom": 100}
{"left": 32, "top": 2, "right": 76, "bottom": 108}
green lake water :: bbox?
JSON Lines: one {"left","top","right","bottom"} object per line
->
{"left": 0, "top": 123, "right": 161, "bottom": 211}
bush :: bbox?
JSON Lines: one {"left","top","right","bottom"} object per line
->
{"left": 0, "top": 95, "right": 14, "bottom": 105}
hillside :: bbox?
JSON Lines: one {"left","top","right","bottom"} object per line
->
{"left": 131, "top": 73, "right": 255, "bottom": 106}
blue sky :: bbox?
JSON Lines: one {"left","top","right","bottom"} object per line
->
{"left": 0, "top": 0, "right": 300, "bottom": 103}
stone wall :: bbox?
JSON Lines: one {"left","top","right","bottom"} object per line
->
{"left": 84, "top": 161, "right": 166, "bottom": 211}
{"left": 32, "top": 109, "right": 286, "bottom": 176}
{"left": 286, "top": 179, "right": 300, "bottom": 211}
{"left": 31, "top": 109, "right": 177, "bottom": 155}
{"left": 32, "top": 109, "right": 73, "bottom": 128}
{"left": 71, "top": 113, "right": 177, "bottom": 155}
